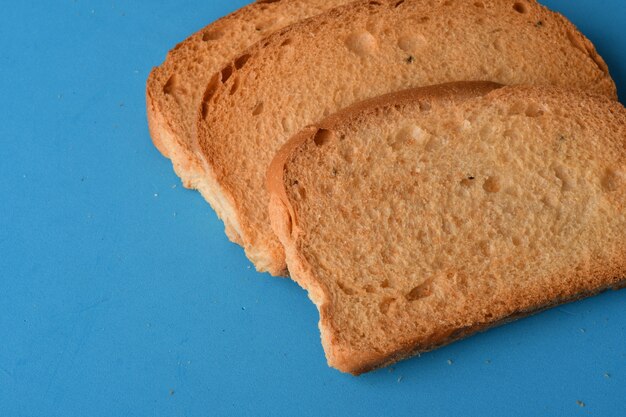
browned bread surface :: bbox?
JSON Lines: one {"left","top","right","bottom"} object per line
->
{"left": 146, "top": 0, "right": 353, "bottom": 246}
{"left": 267, "top": 82, "right": 626, "bottom": 374}
{"left": 198, "top": 0, "right": 616, "bottom": 275}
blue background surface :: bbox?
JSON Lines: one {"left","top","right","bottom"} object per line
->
{"left": 1, "top": 1, "right": 625, "bottom": 416}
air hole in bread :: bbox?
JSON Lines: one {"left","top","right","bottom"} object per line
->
{"left": 406, "top": 280, "right": 433, "bottom": 301}
{"left": 234, "top": 54, "right": 251, "bottom": 70}
{"left": 508, "top": 100, "right": 526, "bottom": 115}
{"left": 398, "top": 34, "right": 427, "bottom": 54}
{"left": 474, "top": 1, "right": 485, "bottom": 7}
{"left": 525, "top": 102, "right": 545, "bottom": 117}
{"left": 295, "top": 185, "right": 306, "bottom": 200}
{"left": 512, "top": 236, "right": 522, "bottom": 246}
{"left": 601, "top": 168, "right": 624, "bottom": 192}
{"left": 553, "top": 164, "right": 575, "bottom": 191}
{"left": 512, "top": 2, "right": 527, "bottom": 14}
{"left": 337, "top": 282, "right": 356, "bottom": 295}
{"left": 202, "top": 30, "right": 224, "bottom": 41}
{"left": 380, "top": 279, "right": 390, "bottom": 288}
{"left": 280, "top": 38, "right": 293, "bottom": 47}
{"left": 252, "top": 102, "right": 265, "bottom": 116}
{"left": 162, "top": 74, "right": 178, "bottom": 95}
{"left": 201, "top": 73, "right": 221, "bottom": 119}
{"left": 394, "top": 0, "right": 405, "bottom": 7}
{"left": 346, "top": 31, "right": 378, "bottom": 56}
{"left": 368, "top": 1, "right": 382, "bottom": 6}
{"left": 483, "top": 176, "right": 501, "bottom": 193}
{"left": 229, "top": 77, "right": 240, "bottom": 95}
{"left": 392, "top": 125, "right": 425, "bottom": 149}
{"left": 284, "top": 210, "right": 293, "bottom": 236}
{"left": 479, "top": 240, "right": 493, "bottom": 256}
{"left": 221, "top": 64, "right": 233, "bottom": 83}
{"left": 256, "top": 0, "right": 281, "bottom": 3}
{"left": 281, "top": 117, "right": 295, "bottom": 132}
{"left": 313, "top": 129, "right": 334, "bottom": 146}
{"left": 364, "top": 285, "right": 376, "bottom": 294}
{"left": 379, "top": 298, "right": 395, "bottom": 314}
{"left": 460, "top": 176, "right": 475, "bottom": 187}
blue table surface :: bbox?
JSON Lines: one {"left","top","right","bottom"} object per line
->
{"left": 1, "top": 1, "right": 625, "bottom": 416}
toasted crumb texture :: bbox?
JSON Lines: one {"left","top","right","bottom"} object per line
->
{"left": 146, "top": 0, "right": 353, "bottom": 253}
{"left": 267, "top": 83, "right": 626, "bottom": 374}
{"left": 198, "top": 0, "right": 616, "bottom": 275}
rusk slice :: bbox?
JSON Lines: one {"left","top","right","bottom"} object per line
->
{"left": 267, "top": 82, "right": 626, "bottom": 374}
{"left": 146, "top": 0, "right": 352, "bottom": 244}
{"left": 198, "top": 0, "right": 616, "bottom": 275}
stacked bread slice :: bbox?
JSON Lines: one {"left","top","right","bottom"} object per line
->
{"left": 148, "top": 0, "right": 625, "bottom": 374}
{"left": 147, "top": 0, "right": 354, "bottom": 241}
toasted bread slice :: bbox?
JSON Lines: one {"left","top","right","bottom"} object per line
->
{"left": 197, "top": 0, "right": 616, "bottom": 275}
{"left": 146, "top": 0, "right": 353, "bottom": 244}
{"left": 267, "top": 82, "right": 626, "bottom": 374}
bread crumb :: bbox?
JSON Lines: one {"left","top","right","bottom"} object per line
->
{"left": 154, "top": 193, "right": 159, "bottom": 197}
{"left": 576, "top": 400, "right": 585, "bottom": 408}
{"left": 171, "top": 184, "right": 177, "bottom": 189}
{"left": 397, "top": 376, "right": 403, "bottom": 383}
{"left": 604, "top": 372, "right": 611, "bottom": 378}
{"left": 447, "top": 359, "right": 454, "bottom": 365}
{"left": 485, "top": 359, "right": 491, "bottom": 364}
{"left": 579, "top": 328, "right": 586, "bottom": 333}
{"left": 169, "top": 389, "right": 175, "bottom": 396}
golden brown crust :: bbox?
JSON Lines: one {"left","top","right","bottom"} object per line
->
{"left": 350, "top": 276, "right": 626, "bottom": 375}
{"left": 201, "top": 0, "right": 618, "bottom": 275}
{"left": 267, "top": 83, "right": 626, "bottom": 374}
{"left": 146, "top": 0, "right": 353, "bottom": 275}
{"left": 266, "top": 82, "right": 503, "bottom": 206}
{"left": 268, "top": 82, "right": 503, "bottom": 372}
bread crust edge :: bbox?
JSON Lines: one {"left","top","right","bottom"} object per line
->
{"left": 267, "top": 82, "right": 625, "bottom": 375}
